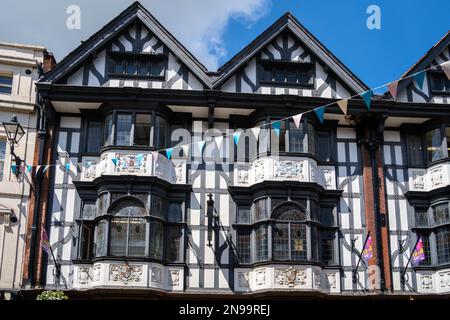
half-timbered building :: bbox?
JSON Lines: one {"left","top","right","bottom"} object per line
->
{"left": 25, "top": 2, "right": 450, "bottom": 297}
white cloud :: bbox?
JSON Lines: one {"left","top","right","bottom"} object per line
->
{"left": 0, "top": 0, "right": 271, "bottom": 71}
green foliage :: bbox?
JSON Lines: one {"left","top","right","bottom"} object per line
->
{"left": 36, "top": 290, "right": 69, "bottom": 300}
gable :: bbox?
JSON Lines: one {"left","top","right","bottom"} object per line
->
{"left": 41, "top": 2, "right": 209, "bottom": 90}
{"left": 219, "top": 30, "right": 353, "bottom": 98}
{"left": 397, "top": 32, "right": 450, "bottom": 104}
{"left": 214, "top": 14, "right": 368, "bottom": 97}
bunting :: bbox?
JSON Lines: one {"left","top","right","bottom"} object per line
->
{"left": 166, "top": 148, "right": 174, "bottom": 160}
{"left": 388, "top": 81, "right": 399, "bottom": 99}
{"left": 251, "top": 127, "right": 261, "bottom": 141}
{"left": 442, "top": 61, "right": 450, "bottom": 80}
{"left": 64, "top": 163, "right": 71, "bottom": 172}
{"left": 336, "top": 99, "right": 348, "bottom": 115}
{"left": 197, "top": 140, "right": 206, "bottom": 153}
{"left": 292, "top": 114, "right": 303, "bottom": 128}
{"left": 182, "top": 145, "right": 190, "bottom": 157}
{"left": 233, "top": 131, "right": 242, "bottom": 145}
{"left": 361, "top": 90, "right": 373, "bottom": 110}
{"left": 314, "top": 106, "right": 325, "bottom": 124}
{"left": 215, "top": 136, "right": 224, "bottom": 149}
{"left": 152, "top": 151, "right": 159, "bottom": 163}
{"left": 272, "top": 121, "right": 282, "bottom": 136}
{"left": 413, "top": 71, "right": 426, "bottom": 89}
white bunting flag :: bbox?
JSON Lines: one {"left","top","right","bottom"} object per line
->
{"left": 292, "top": 113, "right": 303, "bottom": 128}
{"left": 215, "top": 136, "right": 224, "bottom": 149}
{"left": 337, "top": 99, "right": 349, "bottom": 115}
{"left": 251, "top": 127, "right": 261, "bottom": 141}
{"left": 442, "top": 61, "right": 450, "bottom": 80}
{"left": 182, "top": 145, "right": 189, "bottom": 157}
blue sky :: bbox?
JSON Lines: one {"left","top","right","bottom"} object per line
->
{"left": 0, "top": 0, "right": 448, "bottom": 89}
{"left": 222, "top": 0, "right": 450, "bottom": 88}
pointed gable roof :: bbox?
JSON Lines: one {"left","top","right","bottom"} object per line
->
{"left": 213, "top": 12, "right": 369, "bottom": 93}
{"left": 40, "top": 1, "right": 212, "bottom": 87}
{"left": 397, "top": 30, "right": 450, "bottom": 90}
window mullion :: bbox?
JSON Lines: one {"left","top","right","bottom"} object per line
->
{"left": 288, "top": 222, "right": 291, "bottom": 260}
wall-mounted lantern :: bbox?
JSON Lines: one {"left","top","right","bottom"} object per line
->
{"left": 2, "top": 115, "right": 25, "bottom": 177}
{"left": 207, "top": 193, "right": 215, "bottom": 247}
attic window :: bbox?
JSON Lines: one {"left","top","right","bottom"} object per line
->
{"left": 260, "top": 60, "right": 314, "bottom": 87}
{"left": 108, "top": 52, "right": 166, "bottom": 79}
{"left": 430, "top": 72, "right": 450, "bottom": 93}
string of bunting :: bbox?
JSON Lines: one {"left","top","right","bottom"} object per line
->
{"left": 11, "top": 61, "right": 450, "bottom": 176}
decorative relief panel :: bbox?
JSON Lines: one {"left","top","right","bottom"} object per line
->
{"left": 116, "top": 154, "right": 147, "bottom": 174}
{"left": 236, "top": 166, "right": 250, "bottom": 184}
{"left": 411, "top": 170, "right": 425, "bottom": 190}
{"left": 151, "top": 267, "right": 162, "bottom": 283}
{"left": 238, "top": 272, "right": 250, "bottom": 288}
{"left": 92, "top": 264, "right": 101, "bottom": 282}
{"left": 254, "top": 160, "right": 265, "bottom": 182}
{"left": 314, "top": 271, "right": 321, "bottom": 287}
{"left": 326, "top": 273, "right": 337, "bottom": 289}
{"left": 110, "top": 264, "right": 143, "bottom": 284}
{"left": 84, "top": 161, "right": 97, "bottom": 179}
{"left": 274, "top": 160, "right": 304, "bottom": 180}
{"left": 430, "top": 167, "right": 443, "bottom": 187}
{"left": 255, "top": 268, "right": 266, "bottom": 286}
{"left": 422, "top": 274, "right": 433, "bottom": 290}
{"left": 174, "top": 162, "right": 184, "bottom": 184}
{"left": 98, "top": 154, "right": 108, "bottom": 176}
{"left": 310, "top": 162, "right": 317, "bottom": 183}
{"left": 439, "top": 272, "right": 450, "bottom": 289}
{"left": 78, "top": 267, "right": 90, "bottom": 285}
{"left": 168, "top": 270, "right": 180, "bottom": 287}
{"left": 274, "top": 266, "right": 307, "bottom": 287}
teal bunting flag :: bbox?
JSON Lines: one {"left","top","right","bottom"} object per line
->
{"left": 361, "top": 90, "right": 373, "bottom": 110}
{"left": 272, "top": 121, "right": 282, "bottom": 136}
{"left": 233, "top": 132, "right": 241, "bottom": 145}
{"left": 64, "top": 163, "right": 70, "bottom": 172}
{"left": 165, "top": 148, "right": 173, "bottom": 160}
{"left": 136, "top": 153, "right": 144, "bottom": 164}
{"left": 26, "top": 165, "right": 33, "bottom": 174}
{"left": 413, "top": 71, "right": 426, "bottom": 89}
{"left": 85, "top": 161, "right": 92, "bottom": 168}
{"left": 111, "top": 158, "right": 117, "bottom": 166}
{"left": 314, "top": 106, "right": 325, "bottom": 124}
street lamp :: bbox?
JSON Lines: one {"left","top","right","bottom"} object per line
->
{"left": 2, "top": 115, "right": 25, "bottom": 177}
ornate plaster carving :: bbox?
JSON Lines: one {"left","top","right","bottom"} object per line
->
{"left": 238, "top": 272, "right": 250, "bottom": 288}
{"left": 411, "top": 170, "right": 425, "bottom": 190}
{"left": 274, "top": 160, "right": 304, "bottom": 179}
{"left": 110, "top": 264, "right": 143, "bottom": 284}
{"left": 274, "top": 266, "right": 307, "bottom": 287}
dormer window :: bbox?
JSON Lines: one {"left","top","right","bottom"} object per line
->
{"left": 260, "top": 60, "right": 314, "bottom": 87}
{"left": 108, "top": 52, "right": 166, "bottom": 79}
{"left": 430, "top": 72, "right": 450, "bottom": 93}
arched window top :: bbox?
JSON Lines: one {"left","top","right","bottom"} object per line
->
{"left": 109, "top": 198, "right": 146, "bottom": 217}
{"left": 272, "top": 203, "right": 306, "bottom": 221}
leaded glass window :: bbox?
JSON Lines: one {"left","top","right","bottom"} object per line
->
{"left": 253, "top": 198, "right": 268, "bottom": 222}
{"left": 255, "top": 225, "right": 268, "bottom": 262}
{"left": 433, "top": 203, "right": 450, "bottom": 225}
{"left": 436, "top": 228, "right": 450, "bottom": 264}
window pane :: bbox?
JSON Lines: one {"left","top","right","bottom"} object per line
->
{"left": 253, "top": 198, "right": 267, "bottom": 222}
{"left": 321, "top": 231, "right": 335, "bottom": 265}
{"left": 273, "top": 223, "right": 289, "bottom": 260}
{"left": 0, "top": 138, "right": 6, "bottom": 181}
{"left": 166, "top": 226, "right": 183, "bottom": 262}
{"left": 149, "top": 221, "right": 163, "bottom": 260}
{"left": 86, "top": 121, "right": 102, "bottom": 152}
{"left": 110, "top": 219, "right": 128, "bottom": 256}
{"left": 154, "top": 116, "right": 167, "bottom": 148}
{"left": 446, "top": 127, "right": 450, "bottom": 156}
{"left": 104, "top": 114, "right": 113, "bottom": 146}
{"left": 80, "top": 223, "right": 93, "bottom": 260}
{"left": 127, "top": 218, "right": 146, "bottom": 256}
{"left": 274, "top": 68, "right": 284, "bottom": 82}
{"left": 94, "top": 220, "right": 107, "bottom": 257}
{"left": 407, "top": 134, "right": 424, "bottom": 166}
{"left": 168, "top": 203, "right": 183, "bottom": 222}
{"left": 436, "top": 228, "right": 450, "bottom": 264}
{"left": 254, "top": 225, "right": 268, "bottom": 262}
{"left": 320, "top": 207, "right": 334, "bottom": 226}
{"left": 0, "top": 75, "right": 12, "bottom": 95}
{"left": 307, "top": 122, "right": 315, "bottom": 154}
{"left": 425, "top": 128, "right": 444, "bottom": 162}
{"left": 134, "top": 113, "right": 151, "bottom": 146}
{"left": 291, "top": 223, "right": 307, "bottom": 261}
{"left": 237, "top": 207, "right": 251, "bottom": 224}
{"left": 317, "top": 131, "right": 332, "bottom": 161}
{"left": 97, "top": 193, "right": 109, "bottom": 216}
{"left": 289, "top": 120, "right": 304, "bottom": 152}
{"left": 151, "top": 195, "right": 166, "bottom": 219}
{"left": 237, "top": 230, "right": 251, "bottom": 263}
{"left": 113, "top": 200, "right": 146, "bottom": 217}
{"left": 433, "top": 203, "right": 450, "bottom": 225}
{"left": 116, "top": 114, "right": 132, "bottom": 146}
{"left": 415, "top": 208, "right": 429, "bottom": 227}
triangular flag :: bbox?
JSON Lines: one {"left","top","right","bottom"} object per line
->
{"left": 197, "top": 140, "right": 206, "bottom": 153}
{"left": 314, "top": 106, "right": 325, "bottom": 124}
{"left": 292, "top": 114, "right": 303, "bottom": 128}
{"left": 272, "top": 121, "right": 282, "bottom": 136}
{"left": 337, "top": 99, "right": 348, "bottom": 115}
{"left": 85, "top": 161, "right": 92, "bottom": 168}
{"left": 152, "top": 151, "right": 159, "bottom": 163}
{"left": 215, "top": 136, "right": 223, "bottom": 149}
{"left": 26, "top": 164, "right": 33, "bottom": 174}
{"left": 43, "top": 165, "right": 50, "bottom": 173}
{"left": 64, "top": 163, "right": 70, "bottom": 172}
{"left": 388, "top": 81, "right": 399, "bottom": 99}
{"left": 441, "top": 61, "right": 450, "bottom": 80}
{"left": 413, "top": 71, "right": 426, "bottom": 89}
{"left": 251, "top": 127, "right": 260, "bottom": 141}
{"left": 361, "top": 90, "right": 373, "bottom": 110}
{"left": 111, "top": 158, "right": 117, "bottom": 166}
{"left": 136, "top": 153, "right": 144, "bottom": 164}
{"left": 165, "top": 148, "right": 174, "bottom": 160}
{"left": 233, "top": 131, "right": 242, "bottom": 145}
